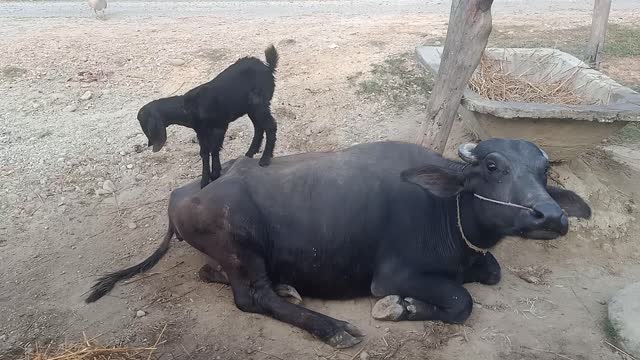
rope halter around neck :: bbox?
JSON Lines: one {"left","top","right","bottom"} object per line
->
{"left": 456, "top": 193, "right": 535, "bottom": 254}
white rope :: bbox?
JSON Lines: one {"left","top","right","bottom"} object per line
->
{"left": 473, "top": 193, "right": 534, "bottom": 212}
{"left": 456, "top": 192, "right": 536, "bottom": 254}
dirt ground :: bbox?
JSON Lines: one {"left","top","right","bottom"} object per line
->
{"left": 1, "top": 2, "right": 640, "bottom": 360}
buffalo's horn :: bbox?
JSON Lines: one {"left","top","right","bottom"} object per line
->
{"left": 540, "top": 148, "right": 549, "bottom": 161}
{"left": 458, "top": 143, "right": 478, "bottom": 163}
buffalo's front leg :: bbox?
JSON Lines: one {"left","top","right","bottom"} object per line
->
{"left": 463, "top": 252, "right": 501, "bottom": 285}
{"left": 371, "top": 273, "right": 473, "bottom": 323}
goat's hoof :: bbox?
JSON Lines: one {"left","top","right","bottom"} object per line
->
{"left": 259, "top": 157, "right": 272, "bottom": 167}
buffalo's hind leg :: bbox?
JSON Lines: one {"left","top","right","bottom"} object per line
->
{"left": 223, "top": 251, "right": 363, "bottom": 348}
{"left": 198, "top": 262, "right": 302, "bottom": 304}
{"left": 371, "top": 273, "right": 473, "bottom": 323}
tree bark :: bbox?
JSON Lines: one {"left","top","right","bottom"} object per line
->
{"left": 419, "top": 0, "right": 494, "bottom": 154}
{"left": 585, "top": 0, "right": 612, "bottom": 69}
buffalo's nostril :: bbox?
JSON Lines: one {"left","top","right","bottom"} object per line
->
{"left": 533, "top": 209, "right": 545, "bottom": 219}
{"left": 533, "top": 202, "right": 564, "bottom": 222}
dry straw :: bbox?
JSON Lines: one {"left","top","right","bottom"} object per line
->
{"left": 469, "top": 55, "right": 587, "bottom": 105}
{"left": 27, "top": 326, "right": 166, "bottom": 360}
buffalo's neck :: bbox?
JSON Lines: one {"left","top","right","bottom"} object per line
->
{"left": 457, "top": 191, "right": 503, "bottom": 250}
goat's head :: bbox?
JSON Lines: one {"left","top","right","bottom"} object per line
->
{"left": 137, "top": 103, "right": 167, "bottom": 152}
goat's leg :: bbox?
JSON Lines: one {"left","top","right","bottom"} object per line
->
{"left": 226, "top": 259, "right": 363, "bottom": 348}
{"left": 197, "top": 133, "right": 212, "bottom": 189}
{"left": 250, "top": 107, "right": 277, "bottom": 167}
{"left": 245, "top": 121, "right": 264, "bottom": 159}
{"left": 208, "top": 127, "right": 227, "bottom": 182}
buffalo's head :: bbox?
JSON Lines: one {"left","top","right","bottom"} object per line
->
{"left": 402, "top": 138, "right": 591, "bottom": 240}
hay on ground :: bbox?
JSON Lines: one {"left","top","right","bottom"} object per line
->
{"left": 27, "top": 329, "right": 166, "bottom": 360}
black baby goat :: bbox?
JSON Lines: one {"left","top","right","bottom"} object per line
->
{"left": 137, "top": 45, "right": 279, "bottom": 188}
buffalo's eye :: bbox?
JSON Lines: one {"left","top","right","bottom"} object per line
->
{"left": 487, "top": 161, "right": 497, "bottom": 172}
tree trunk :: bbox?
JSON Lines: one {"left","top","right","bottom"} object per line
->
{"left": 418, "top": 0, "right": 494, "bottom": 154}
{"left": 586, "top": 0, "right": 612, "bottom": 69}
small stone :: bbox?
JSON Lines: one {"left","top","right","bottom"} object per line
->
{"left": 31, "top": 101, "right": 41, "bottom": 109}
{"left": 126, "top": 164, "right": 133, "bottom": 169}
{"left": 328, "top": 43, "right": 339, "bottom": 49}
{"left": 136, "top": 310, "right": 146, "bottom": 317}
{"left": 120, "top": 151, "right": 126, "bottom": 156}
{"left": 127, "top": 222, "right": 137, "bottom": 229}
{"left": 520, "top": 274, "right": 541, "bottom": 285}
{"left": 305, "top": 128, "right": 312, "bottom": 136}
{"left": 372, "top": 295, "right": 406, "bottom": 321}
{"left": 95, "top": 188, "right": 111, "bottom": 196}
{"left": 102, "top": 180, "right": 116, "bottom": 193}
{"left": 80, "top": 91, "right": 93, "bottom": 101}
{"left": 359, "top": 351, "right": 370, "bottom": 360}
{"left": 608, "top": 282, "right": 640, "bottom": 358}
{"left": 434, "top": 40, "right": 442, "bottom": 46}
{"left": 169, "top": 58, "right": 186, "bottom": 66}
{"left": 0, "top": 334, "right": 6, "bottom": 341}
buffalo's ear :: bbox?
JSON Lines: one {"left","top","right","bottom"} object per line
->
{"left": 547, "top": 186, "right": 592, "bottom": 219}
{"left": 401, "top": 164, "right": 464, "bottom": 197}
{"left": 147, "top": 114, "right": 167, "bottom": 152}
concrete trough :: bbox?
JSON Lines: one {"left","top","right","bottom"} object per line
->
{"left": 416, "top": 46, "right": 640, "bottom": 161}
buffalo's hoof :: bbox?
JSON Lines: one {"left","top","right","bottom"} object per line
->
{"left": 274, "top": 284, "right": 303, "bottom": 305}
{"left": 244, "top": 151, "right": 256, "bottom": 159}
{"left": 482, "top": 270, "right": 501, "bottom": 285}
{"left": 325, "top": 323, "right": 365, "bottom": 349}
{"left": 197, "top": 264, "right": 229, "bottom": 284}
{"left": 200, "top": 178, "right": 210, "bottom": 189}
{"left": 372, "top": 295, "right": 406, "bottom": 321}
{"left": 258, "top": 156, "right": 272, "bottom": 167}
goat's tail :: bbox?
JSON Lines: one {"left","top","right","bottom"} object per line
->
{"left": 84, "top": 223, "right": 175, "bottom": 303}
{"left": 264, "top": 44, "right": 279, "bottom": 73}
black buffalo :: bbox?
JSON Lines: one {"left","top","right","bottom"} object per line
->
{"left": 86, "top": 139, "right": 591, "bottom": 348}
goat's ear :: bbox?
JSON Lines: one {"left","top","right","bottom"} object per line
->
{"left": 148, "top": 115, "right": 167, "bottom": 152}
{"left": 401, "top": 163, "right": 464, "bottom": 197}
{"left": 547, "top": 186, "right": 592, "bottom": 219}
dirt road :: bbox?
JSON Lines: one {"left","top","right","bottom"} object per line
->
{"left": 2, "top": 0, "right": 640, "bottom": 19}
{"left": 1, "top": 1, "right": 640, "bottom": 359}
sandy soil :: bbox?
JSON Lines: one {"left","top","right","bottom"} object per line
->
{"left": 1, "top": 2, "right": 640, "bottom": 360}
